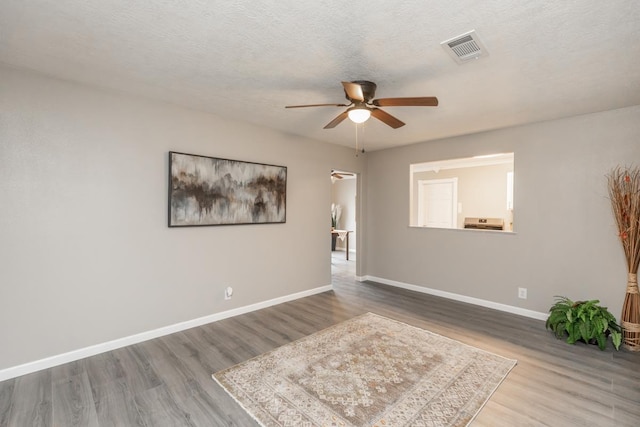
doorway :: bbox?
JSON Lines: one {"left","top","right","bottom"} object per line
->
{"left": 330, "top": 170, "right": 357, "bottom": 279}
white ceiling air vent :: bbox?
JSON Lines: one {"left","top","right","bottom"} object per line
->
{"left": 441, "top": 30, "right": 488, "bottom": 64}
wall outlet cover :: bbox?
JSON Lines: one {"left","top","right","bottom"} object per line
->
{"left": 518, "top": 287, "right": 527, "bottom": 299}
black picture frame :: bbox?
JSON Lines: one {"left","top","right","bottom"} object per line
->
{"left": 168, "top": 151, "right": 287, "bottom": 227}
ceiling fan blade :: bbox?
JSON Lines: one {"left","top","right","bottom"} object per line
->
{"left": 332, "top": 173, "right": 344, "bottom": 179}
{"left": 371, "top": 108, "right": 405, "bottom": 129}
{"left": 285, "top": 103, "right": 349, "bottom": 108}
{"left": 341, "top": 82, "right": 365, "bottom": 102}
{"left": 324, "top": 111, "right": 349, "bottom": 129}
{"left": 373, "top": 97, "right": 439, "bottom": 107}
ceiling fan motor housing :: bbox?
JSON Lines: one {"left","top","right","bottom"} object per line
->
{"left": 346, "top": 80, "right": 377, "bottom": 102}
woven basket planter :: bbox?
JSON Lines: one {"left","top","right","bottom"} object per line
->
{"left": 621, "top": 273, "right": 640, "bottom": 351}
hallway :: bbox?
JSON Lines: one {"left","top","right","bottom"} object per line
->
{"left": 331, "top": 249, "right": 355, "bottom": 284}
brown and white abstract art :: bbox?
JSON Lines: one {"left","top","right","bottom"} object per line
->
{"left": 169, "top": 152, "right": 286, "bottom": 227}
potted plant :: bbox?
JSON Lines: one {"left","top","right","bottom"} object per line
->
{"left": 331, "top": 203, "right": 342, "bottom": 229}
{"left": 330, "top": 204, "right": 342, "bottom": 251}
{"left": 546, "top": 296, "right": 622, "bottom": 351}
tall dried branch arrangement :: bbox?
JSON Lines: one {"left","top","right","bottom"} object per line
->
{"left": 607, "top": 166, "right": 640, "bottom": 351}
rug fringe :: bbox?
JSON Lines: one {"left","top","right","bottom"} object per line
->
{"left": 212, "top": 374, "right": 269, "bottom": 427}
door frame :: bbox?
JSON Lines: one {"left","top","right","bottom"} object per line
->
{"left": 330, "top": 169, "right": 360, "bottom": 276}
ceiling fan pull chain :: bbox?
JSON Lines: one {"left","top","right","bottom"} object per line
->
{"left": 355, "top": 122, "right": 366, "bottom": 157}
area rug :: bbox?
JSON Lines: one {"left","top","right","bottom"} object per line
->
{"left": 212, "top": 312, "right": 516, "bottom": 426}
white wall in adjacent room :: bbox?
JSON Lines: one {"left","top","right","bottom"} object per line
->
{"left": 413, "top": 162, "right": 513, "bottom": 229}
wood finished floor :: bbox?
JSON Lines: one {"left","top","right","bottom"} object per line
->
{"left": 1, "top": 251, "right": 639, "bottom": 426}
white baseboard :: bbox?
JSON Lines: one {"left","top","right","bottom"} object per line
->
{"left": 361, "top": 275, "right": 548, "bottom": 321}
{"left": 0, "top": 284, "right": 333, "bottom": 382}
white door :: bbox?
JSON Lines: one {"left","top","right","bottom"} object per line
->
{"left": 418, "top": 178, "right": 458, "bottom": 228}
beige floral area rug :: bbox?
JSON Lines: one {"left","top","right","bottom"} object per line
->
{"left": 212, "top": 312, "right": 516, "bottom": 426}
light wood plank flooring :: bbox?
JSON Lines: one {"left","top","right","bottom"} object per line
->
{"left": 1, "top": 252, "right": 639, "bottom": 426}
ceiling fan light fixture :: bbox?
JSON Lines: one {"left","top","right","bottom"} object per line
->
{"left": 286, "top": 80, "right": 438, "bottom": 129}
{"left": 347, "top": 107, "right": 371, "bottom": 124}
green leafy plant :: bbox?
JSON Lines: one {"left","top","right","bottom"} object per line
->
{"left": 546, "top": 296, "right": 622, "bottom": 351}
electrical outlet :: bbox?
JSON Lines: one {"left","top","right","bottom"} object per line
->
{"left": 518, "top": 287, "right": 527, "bottom": 299}
{"left": 224, "top": 286, "right": 233, "bottom": 300}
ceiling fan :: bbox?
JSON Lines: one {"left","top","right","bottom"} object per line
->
{"left": 285, "top": 80, "right": 438, "bottom": 129}
{"left": 331, "top": 170, "right": 354, "bottom": 180}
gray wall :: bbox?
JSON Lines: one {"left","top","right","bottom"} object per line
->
{"left": 0, "top": 66, "right": 364, "bottom": 371}
{"left": 366, "top": 105, "right": 640, "bottom": 316}
{"left": 2, "top": 61, "right": 638, "bottom": 373}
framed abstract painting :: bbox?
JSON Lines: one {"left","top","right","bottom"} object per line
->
{"left": 168, "top": 151, "right": 287, "bottom": 227}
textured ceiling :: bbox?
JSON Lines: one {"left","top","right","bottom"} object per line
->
{"left": 1, "top": 1, "right": 639, "bottom": 151}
